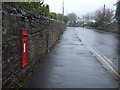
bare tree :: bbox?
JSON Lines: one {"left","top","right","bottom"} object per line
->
{"left": 94, "top": 6, "right": 114, "bottom": 23}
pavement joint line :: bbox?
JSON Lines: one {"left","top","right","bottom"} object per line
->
{"left": 73, "top": 29, "right": 120, "bottom": 78}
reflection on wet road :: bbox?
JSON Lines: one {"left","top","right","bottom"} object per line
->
{"left": 25, "top": 27, "right": 118, "bottom": 88}
{"left": 74, "top": 27, "right": 118, "bottom": 68}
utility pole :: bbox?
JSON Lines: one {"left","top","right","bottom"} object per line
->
{"left": 62, "top": 0, "right": 64, "bottom": 21}
{"left": 103, "top": 4, "right": 105, "bottom": 22}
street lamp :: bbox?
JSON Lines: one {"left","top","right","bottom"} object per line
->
{"left": 62, "top": 0, "right": 64, "bottom": 21}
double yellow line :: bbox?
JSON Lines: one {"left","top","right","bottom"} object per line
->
{"left": 74, "top": 29, "right": 120, "bottom": 79}
{"left": 89, "top": 43, "right": 120, "bottom": 78}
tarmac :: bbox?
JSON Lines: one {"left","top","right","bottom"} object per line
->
{"left": 25, "top": 28, "right": 118, "bottom": 88}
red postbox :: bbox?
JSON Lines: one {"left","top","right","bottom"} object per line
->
{"left": 21, "top": 29, "right": 28, "bottom": 68}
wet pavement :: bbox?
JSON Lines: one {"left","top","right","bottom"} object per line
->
{"left": 74, "top": 27, "right": 118, "bottom": 67}
{"left": 25, "top": 27, "right": 118, "bottom": 88}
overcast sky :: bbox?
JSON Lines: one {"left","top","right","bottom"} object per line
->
{"left": 44, "top": 0, "right": 116, "bottom": 16}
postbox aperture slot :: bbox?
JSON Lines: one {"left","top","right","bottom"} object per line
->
{"left": 24, "top": 35, "right": 28, "bottom": 37}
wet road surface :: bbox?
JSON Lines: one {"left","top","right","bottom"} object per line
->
{"left": 74, "top": 27, "right": 118, "bottom": 68}
{"left": 25, "top": 27, "right": 118, "bottom": 88}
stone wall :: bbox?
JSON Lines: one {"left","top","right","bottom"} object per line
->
{"left": 0, "top": 2, "right": 2, "bottom": 90}
{"left": 108, "top": 23, "right": 118, "bottom": 33}
{"left": 2, "top": 3, "right": 66, "bottom": 88}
